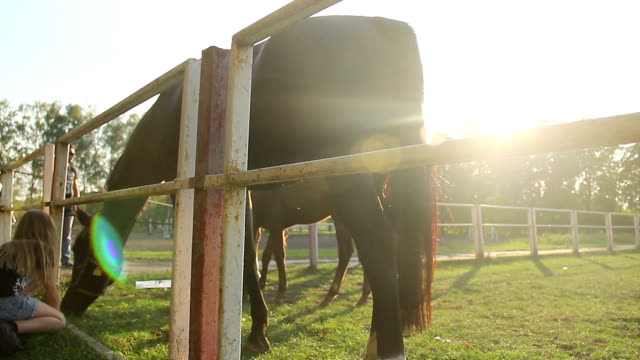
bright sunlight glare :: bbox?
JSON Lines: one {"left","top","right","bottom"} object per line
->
{"left": 1, "top": 0, "right": 639, "bottom": 140}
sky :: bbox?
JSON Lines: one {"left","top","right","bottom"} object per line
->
{"left": 1, "top": 0, "right": 639, "bottom": 140}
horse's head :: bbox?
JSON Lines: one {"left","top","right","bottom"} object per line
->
{"left": 60, "top": 208, "right": 114, "bottom": 315}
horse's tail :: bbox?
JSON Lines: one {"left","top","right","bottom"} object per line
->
{"left": 388, "top": 166, "right": 439, "bottom": 331}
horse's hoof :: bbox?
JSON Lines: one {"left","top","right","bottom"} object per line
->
{"left": 319, "top": 294, "right": 337, "bottom": 307}
{"left": 355, "top": 296, "right": 369, "bottom": 307}
{"left": 243, "top": 335, "right": 271, "bottom": 354}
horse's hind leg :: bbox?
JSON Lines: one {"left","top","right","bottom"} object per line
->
{"left": 320, "top": 217, "right": 353, "bottom": 306}
{"left": 329, "top": 176, "right": 405, "bottom": 360}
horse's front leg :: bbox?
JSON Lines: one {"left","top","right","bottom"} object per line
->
{"left": 243, "top": 216, "right": 271, "bottom": 353}
{"left": 356, "top": 271, "right": 371, "bottom": 308}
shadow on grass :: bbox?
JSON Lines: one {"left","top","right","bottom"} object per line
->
{"left": 450, "top": 262, "right": 483, "bottom": 289}
{"left": 12, "top": 330, "right": 103, "bottom": 360}
{"left": 246, "top": 266, "right": 367, "bottom": 352}
{"left": 71, "top": 292, "right": 171, "bottom": 337}
{"left": 578, "top": 255, "right": 615, "bottom": 270}
{"left": 531, "top": 256, "right": 554, "bottom": 277}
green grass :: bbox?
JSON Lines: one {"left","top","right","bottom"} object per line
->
{"left": 125, "top": 250, "right": 173, "bottom": 260}
{"left": 10, "top": 329, "right": 103, "bottom": 360}
{"left": 123, "top": 249, "right": 342, "bottom": 262}
{"left": 23, "top": 250, "right": 638, "bottom": 360}
{"left": 439, "top": 232, "right": 638, "bottom": 255}
{"left": 262, "top": 248, "right": 341, "bottom": 261}
{"left": 124, "top": 233, "right": 636, "bottom": 262}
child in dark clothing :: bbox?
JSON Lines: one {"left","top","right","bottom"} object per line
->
{"left": 0, "top": 210, "right": 66, "bottom": 356}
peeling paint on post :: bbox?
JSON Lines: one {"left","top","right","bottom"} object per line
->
{"left": 169, "top": 58, "right": 200, "bottom": 360}
{"left": 189, "top": 47, "right": 229, "bottom": 360}
{"left": 52, "top": 143, "right": 71, "bottom": 282}
{"left": 219, "top": 40, "right": 252, "bottom": 360}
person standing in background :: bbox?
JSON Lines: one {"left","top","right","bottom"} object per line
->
{"left": 61, "top": 145, "right": 79, "bottom": 267}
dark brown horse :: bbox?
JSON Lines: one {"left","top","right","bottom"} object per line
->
{"left": 252, "top": 182, "right": 371, "bottom": 306}
{"left": 61, "top": 16, "right": 436, "bottom": 359}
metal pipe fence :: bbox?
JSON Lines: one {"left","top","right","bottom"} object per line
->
{"left": 295, "top": 202, "right": 640, "bottom": 263}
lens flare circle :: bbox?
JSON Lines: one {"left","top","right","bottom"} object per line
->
{"left": 90, "top": 214, "right": 126, "bottom": 282}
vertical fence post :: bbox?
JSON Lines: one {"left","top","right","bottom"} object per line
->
{"left": 570, "top": 210, "right": 579, "bottom": 253}
{"left": 634, "top": 215, "right": 640, "bottom": 249}
{"left": 308, "top": 223, "right": 318, "bottom": 269}
{"left": 471, "top": 205, "right": 484, "bottom": 259}
{"left": 528, "top": 208, "right": 538, "bottom": 256}
{"left": 219, "top": 41, "right": 252, "bottom": 360}
{"left": 52, "top": 143, "right": 71, "bottom": 282}
{"left": 0, "top": 170, "right": 14, "bottom": 243}
{"left": 605, "top": 213, "right": 614, "bottom": 251}
{"left": 189, "top": 47, "right": 229, "bottom": 360}
{"left": 42, "top": 144, "right": 55, "bottom": 214}
{"left": 168, "top": 58, "right": 200, "bottom": 360}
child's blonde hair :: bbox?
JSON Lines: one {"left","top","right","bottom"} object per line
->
{"left": 0, "top": 209, "right": 56, "bottom": 287}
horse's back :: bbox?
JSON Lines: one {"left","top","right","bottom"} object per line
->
{"left": 249, "top": 15, "right": 424, "bottom": 169}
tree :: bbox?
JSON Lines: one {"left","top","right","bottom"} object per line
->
{"left": 0, "top": 99, "right": 140, "bottom": 201}
{"left": 618, "top": 144, "right": 640, "bottom": 209}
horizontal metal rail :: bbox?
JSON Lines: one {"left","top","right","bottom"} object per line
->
{"left": 532, "top": 207, "right": 573, "bottom": 213}
{"left": 536, "top": 224, "right": 573, "bottom": 228}
{"left": 480, "top": 204, "right": 529, "bottom": 211}
{"left": 482, "top": 223, "right": 530, "bottom": 228}
{"left": 147, "top": 200, "right": 174, "bottom": 208}
{"left": 58, "top": 59, "right": 192, "bottom": 144}
{"left": 1, "top": 145, "right": 46, "bottom": 173}
{"left": 233, "top": 0, "right": 342, "bottom": 45}
{"left": 438, "top": 202, "right": 474, "bottom": 208}
{"left": 217, "top": 112, "right": 640, "bottom": 187}
{"left": 7, "top": 202, "right": 45, "bottom": 212}
{"left": 4, "top": 112, "right": 639, "bottom": 212}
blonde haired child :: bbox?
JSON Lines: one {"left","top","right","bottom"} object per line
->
{"left": 0, "top": 210, "right": 66, "bottom": 355}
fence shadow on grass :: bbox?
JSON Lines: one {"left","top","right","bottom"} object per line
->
{"left": 449, "top": 262, "right": 482, "bottom": 291}
{"left": 531, "top": 256, "right": 554, "bottom": 277}
{"left": 579, "top": 255, "right": 615, "bottom": 270}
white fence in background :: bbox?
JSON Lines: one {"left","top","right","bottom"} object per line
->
{"left": 294, "top": 202, "right": 640, "bottom": 263}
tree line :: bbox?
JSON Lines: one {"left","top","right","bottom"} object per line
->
{"left": 1, "top": 99, "right": 638, "bottom": 213}
{"left": 439, "top": 143, "right": 640, "bottom": 212}
{"left": 0, "top": 99, "right": 138, "bottom": 204}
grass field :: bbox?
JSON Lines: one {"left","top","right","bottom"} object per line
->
{"left": 12, "top": 250, "right": 640, "bottom": 360}
{"left": 125, "top": 232, "right": 638, "bottom": 262}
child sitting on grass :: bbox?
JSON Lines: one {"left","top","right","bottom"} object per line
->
{"left": 0, "top": 209, "right": 66, "bottom": 356}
